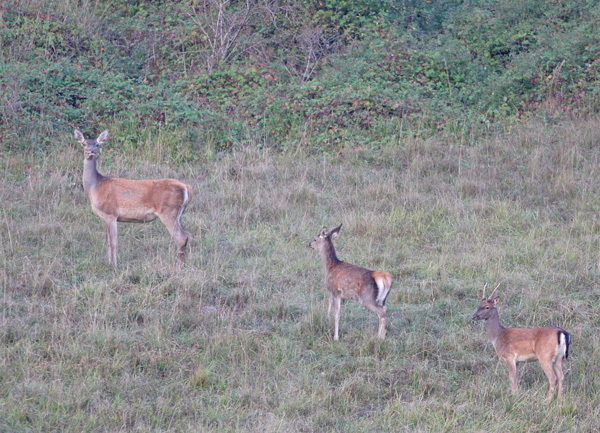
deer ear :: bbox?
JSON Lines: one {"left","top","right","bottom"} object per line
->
{"left": 329, "top": 224, "right": 342, "bottom": 239}
{"left": 97, "top": 130, "right": 109, "bottom": 146}
{"left": 319, "top": 228, "right": 328, "bottom": 238}
{"left": 490, "top": 296, "right": 500, "bottom": 306}
{"left": 74, "top": 129, "right": 86, "bottom": 144}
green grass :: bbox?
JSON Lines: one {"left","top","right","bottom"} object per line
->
{"left": 1, "top": 117, "right": 600, "bottom": 432}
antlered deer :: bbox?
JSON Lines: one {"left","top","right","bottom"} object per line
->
{"left": 472, "top": 284, "right": 571, "bottom": 401}
{"left": 75, "top": 129, "right": 192, "bottom": 270}
{"left": 309, "top": 224, "right": 392, "bottom": 340}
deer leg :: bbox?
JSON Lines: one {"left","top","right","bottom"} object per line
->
{"left": 361, "top": 300, "right": 387, "bottom": 340}
{"left": 158, "top": 211, "right": 188, "bottom": 271}
{"left": 506, "top": 359, "right": 518, "bottom": 394}
{"left": 554, "top": 357, "right": 565, "bottom": 399}
{"left": 104, "top": 217, "right": 118, "bottom": 269}
{"left": 540, "top": 359, "right": 558, "bottom": 402}
{"left": 331, "top": 295, "right": 341, "bottom": 341}
{"left": 175, "top": 231, "right": 188, "bottom": 271}
{"left": 378, "top": 311, "right": 387, "bottom": 340}
{"left": 376, "top": 303, "right": 387, "bottom": 340}
{"left": 174, "top": 193, "right": 190, "bottom": 269}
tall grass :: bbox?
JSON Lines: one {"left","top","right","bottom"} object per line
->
{"left": 1, "top": 117, "right": 599, "bottom": 432}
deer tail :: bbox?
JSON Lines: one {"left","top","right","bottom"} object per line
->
{"left": 373, "top": 271, "right": 392, "bottom": 307}
{"left": 558, "top": 329, "right": 571, "bottom": 360}
{"left": 185, "top": 184, "right": 193, "bottom": 203}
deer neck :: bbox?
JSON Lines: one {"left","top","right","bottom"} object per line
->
{"left": 484, "top": 308, "right": 505, "bottom": 348}
{"left": 82, "top": 156, "right": 104, "bottom": 194}
{"left": 319, "top": 241, "right": 341, "bottom": 274}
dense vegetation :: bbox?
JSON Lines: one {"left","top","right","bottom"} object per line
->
{"left": 1, "top": 1, "right": 600, "bottom": 432}
{"left": 1, "top": 0, "right": 599, "bottom": 151}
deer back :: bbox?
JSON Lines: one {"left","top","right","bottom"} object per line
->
{"left": 495, "top": 326, "right": 566, "bottom": 363}
{"left": 92, "top": 177, "right": 191, "bottom": 222}
{"left": 326, "top": 262, "right": 378, "bottom": 299}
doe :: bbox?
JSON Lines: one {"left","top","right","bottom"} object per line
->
{"left": 472, "top": 284, "right": 571, "bottom": 401}
{"left": 75, "top": 129, "right": 192, "bottom": 270}
{"left": 309, "top": 224, "right": 392, "bottom": 340}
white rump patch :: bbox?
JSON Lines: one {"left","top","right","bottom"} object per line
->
{"left": 375, "top": 276, "right": 391, "bottom": 306}
{"left": 556, "top": 332, "right": 568, "bottom": 360}
{"left": 176, "top": 187, "right": 189, "bottom": 228}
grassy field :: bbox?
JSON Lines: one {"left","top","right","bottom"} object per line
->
{"left": 1, "top": 117, "right": 600, "bottom": 432}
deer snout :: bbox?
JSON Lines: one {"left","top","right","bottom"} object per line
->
{"left": 471, "top": 313, "right": 479, "bottom": 321}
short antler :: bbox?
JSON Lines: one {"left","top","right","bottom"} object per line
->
{"left": 489, "top": 283, "right": 501, "bottom": 300}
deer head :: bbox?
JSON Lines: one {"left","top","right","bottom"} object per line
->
{"left": 309, "top": 224, "right": 342, "bottom": 251}
{"left": 75, "top": 129, "right": 108, "bottom": 160}
{"left": 472, "top": 283, "right": 500, "bottom": 321}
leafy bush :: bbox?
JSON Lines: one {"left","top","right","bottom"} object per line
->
{"left": 1, "top": 0, "right": 600, "bottom": 153}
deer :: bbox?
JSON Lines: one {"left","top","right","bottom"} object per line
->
{"left": 472, "top": 284, "right": 571, "bottom": 402}
{"left": 75, "top": 129, "right": 192, "bottom": 270}
{"left": 309, "top": 224, "right": 392, "bottom": 341}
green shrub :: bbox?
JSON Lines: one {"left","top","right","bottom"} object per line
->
{"left": 1, "top": 0, "right": 600, "bottom": 153}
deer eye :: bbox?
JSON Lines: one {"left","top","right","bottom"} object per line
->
{"left": 485, "top": 306, "right": 490, "bottom": 309}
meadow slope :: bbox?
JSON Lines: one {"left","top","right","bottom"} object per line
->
{"left": 1, "top": 118, "right": 600, "bottom": 432}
